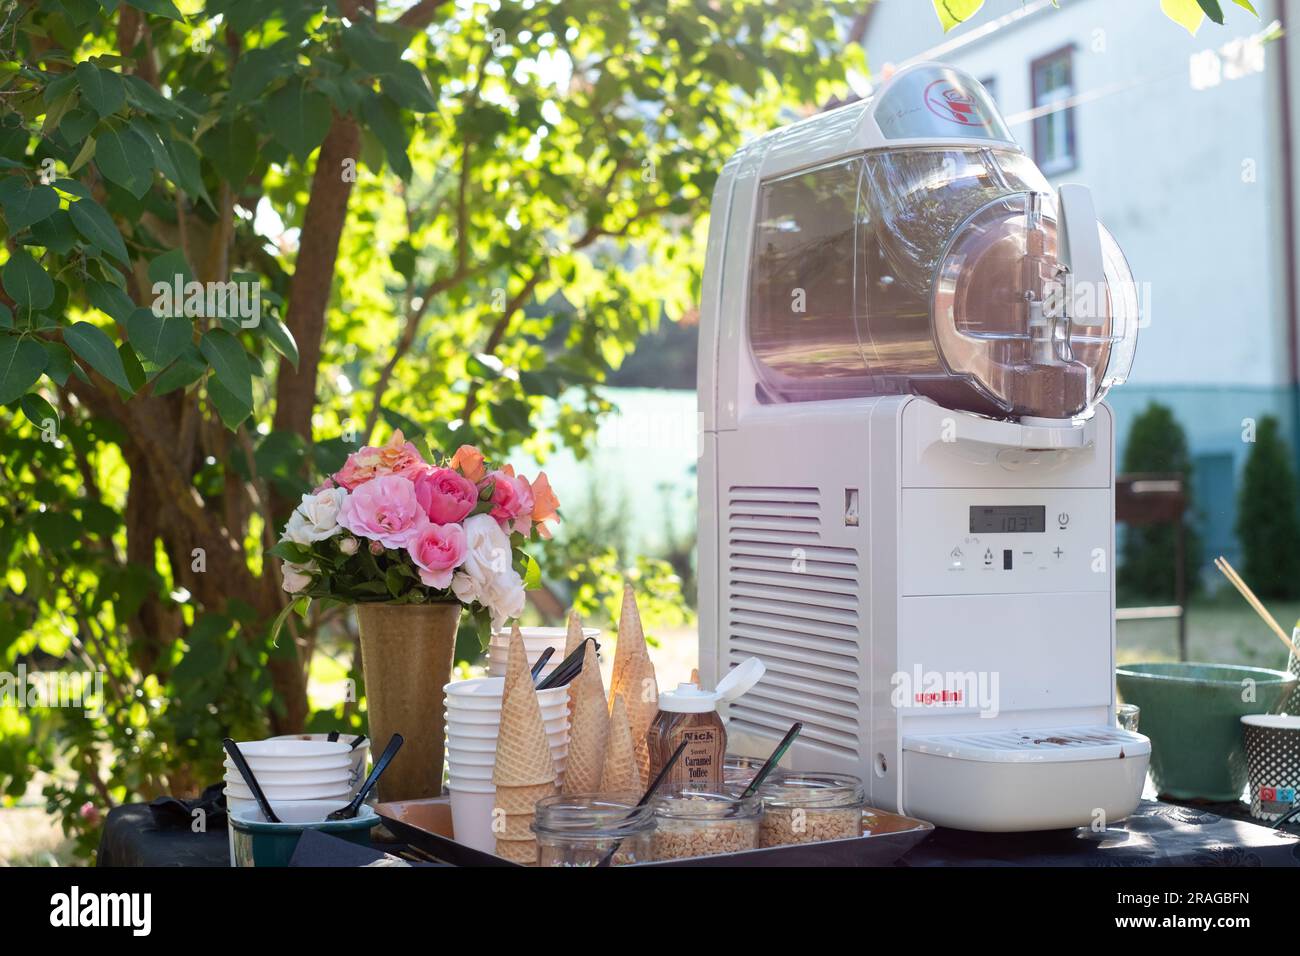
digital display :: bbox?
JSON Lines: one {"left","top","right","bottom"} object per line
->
{"left": 970, "top": 505, "right": 1046, "bottom": 534}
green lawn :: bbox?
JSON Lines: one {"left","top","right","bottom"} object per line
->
{"left": 1118, "top": 599, "right": 1300, "bottom": 672}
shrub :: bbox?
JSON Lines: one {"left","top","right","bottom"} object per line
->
{"left": 1236, "top": 415, "right": 1300, "bottom": 599}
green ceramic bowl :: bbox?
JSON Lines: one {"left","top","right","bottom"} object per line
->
{"left": 1115, "top": 662, "right": 1298, "bottom": 801}
{"left": 230, "top": 800, "right": 380, "bottom": 867}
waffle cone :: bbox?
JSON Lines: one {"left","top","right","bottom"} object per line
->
{"left": 601, "top": 693, "right": 643, "bottom": 793}
{"left": 496, "top": 837, "right": 539, "bottom": 865}
{"left": 563, "top": 610, "right": 585, "bottom": 657}
{"left": 622, "top": 651, "right": 658, "bottom": 782}
{"left": 494, "top": 780, "right": 556, "bottom": 816}
{"left": 561, "top": 641, "right": 610, "bottom": 795}
{"left": 608, "top": 582, "right": 644, "bottom": 708}
{"left": 492, "top": 628, "right": 557, "bottom": 789}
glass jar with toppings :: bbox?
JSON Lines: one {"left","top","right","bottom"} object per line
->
{"left": 651, "top": 787, "right": 762, "bottom": 861}
{"left": 755, "top": 772, "right": 866, "bottom": 847}
{"left": 722, "top": 753, "right": 770, "bottom": 790}
{"left": 531, "top": 793, "right": 656, "bottom": 867}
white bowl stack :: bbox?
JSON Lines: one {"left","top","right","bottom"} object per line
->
{"left": 487, "top": 626, "right": 600, "bottom": 680}
{"left": 443, "top": 676, "right": 570, "bottom": 853}
{"left": 223, "top": 739, "right": 356, "bottom": 865}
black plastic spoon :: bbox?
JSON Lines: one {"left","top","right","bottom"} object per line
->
{"left": 348, "top": 733, "right": 368, "bottom": 752}
{"left": 535, "top": 637, "right": 600, "bottom": 690}
{"left": 222, "top": 737, "right": 280, "bottom": 824}
{"left": 530, "top": 646, "right": 556, "bottom": 683}
{"left": 740, "top": 721, "right": 803, "bottom": 798}
{"left": 327, "top": 733, "right": 404, "bottom": 820}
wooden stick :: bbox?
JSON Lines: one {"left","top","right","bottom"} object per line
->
{"left": 1214, "top": 556, "right": 1299, "bottom": 657}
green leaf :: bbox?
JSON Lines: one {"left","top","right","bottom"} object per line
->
{"left": 94, "top": 126, "right": 154, "bottom": 198}
{"left": 126, "top": 307, "right": 191, "bottom": 367}
{"left": 932, "top": 0, "right": 984, "bottom": 32}
{"left": 74, "top": 61, "right": 126, "bottom": 118}
{"left": 1161, "top": 0, "right": 1206, "bottom": 34}
{"left": 363, "top": 94, "right": 411, "bottom": 180}
{"left": 1233, "top": 0, "right": 1258, "bottom": 12}
{"left": 341, "top": 23, "right": 403, "bottom": 73}
{"left": 0, "top": 336, "right": 48, "bottom": 404}
{"left": 1, "top": 183, "right": 59, "bottom": 232}
{"left": 150, "top": 345, "right": 205, "bottom": 395}
{"left": 41, "top": 341, "right": 73, "bottom": 386}
{"left": 2, "top": 251, "right": 54, "bottom": 311}
{"left": 33, "top": 511, "right": 81, "bottom": 551}
{"left": 123, "top": 75, "right": 182, "bottom": 118}
{"left": 30, "top": 209, "right": 77, "bottom": 255}
{"left": 207, "top": 376, "right": 252, "bottom": 429}
{"left": 59, "top": 107, "right": 97, "bottom": 144}
{"left": 118, "top": 340, "right": 146, "bottom": 393}
{"left": 20, "top": 392, "right": 58, "bottom": 430}
{"left": 42, "top": 89, "right": 78, "bottom": 136}
{"left": 68, "top": 196, "right": 129, "bottom": 263}
{"left": 147, "top": 247, "right": 194, "bottom": 290}
{"left": 380, "top": 62, "right": 438, "bottom": 112}
{"left": 1196, "top": 0, "right": 1225, "bottom": 24}
{"left": 230, "top": 49, "right": 289, "bottom": 105}
{"left": 199, "top": 119, "right": 257, "bottom": 187}
{"left": 268, "top": 80, "right": 332, "bottom": 162}
{"left": 165, "top": 138, "right": 213, "bottom": 209}
{"left": 85, "top": 277, "right": 135, "bottom": 321}
{"left": 64, "top": 321, "right": 134, "bottom": 392}
{"left": 199, "top": 328, "right": 252, "bottom": 407}
{"left": 262, "top": 311, "right": 299, "bottom": 369}
{"left": 128, "top": 0, "right": 183, "bottom": 20}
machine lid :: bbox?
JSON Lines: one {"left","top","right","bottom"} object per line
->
{"left": 902, "top": 726, "right": 1151, "bottom": 764}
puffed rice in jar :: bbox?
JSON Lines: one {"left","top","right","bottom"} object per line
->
{"left": 756, "top": 772, "right": 865, "bottom": 847}
{"left": 651, "top": 788, "right": 761, "bottom": 861}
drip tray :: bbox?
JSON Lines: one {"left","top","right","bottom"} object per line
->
{"left": 903, "top": 725, "right": 1151, "bottom": 763}
{"left": 901, "top": 726, "right": 1151, "bottom": 831}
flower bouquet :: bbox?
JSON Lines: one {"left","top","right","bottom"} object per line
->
{"left": 268, "top": 431, "right": 560, "bottom": 801}
{"left": 270, "top": 431, "right": 559, "bottom": 644}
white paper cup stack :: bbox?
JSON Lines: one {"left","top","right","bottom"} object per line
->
{"left": 223, "top": 739, "right": 355, "bottom": 865}
{"left": 487, "top": 626, "right": 600, "bottom": 680}
{"left": 444, "top": 676, "right": 570, "bottom": 852}
{"left": 269, "top": 733, "right": 370, "bottom": 794}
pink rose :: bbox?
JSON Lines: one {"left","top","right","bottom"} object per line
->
{"left": 337, "top": 475, "right": 429, "bottom": 549}
{"left": 333, "top": 430, "right": 427, "bottom": 490}
{"left": 413, "top": 467, "right": 478, "bottom": 525}
{"left": 483, "top": 468, "right": 535, "bottom": 535}
{"left": 407, "top": 523, "right": 468, "bottom": 589}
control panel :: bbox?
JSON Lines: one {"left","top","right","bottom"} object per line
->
{"left": 900, "top": 488, "right": 1110, "bottom": 597}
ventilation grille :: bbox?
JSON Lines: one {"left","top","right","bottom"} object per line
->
{"left": 725, "top": 486, "right": 862, "bottom": 759}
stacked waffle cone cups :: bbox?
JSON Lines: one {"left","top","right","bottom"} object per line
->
{"left": 491, "top": 626, "right": 557, "bottom": 865}
{"left": 608, "top": 582, "right": 658, "bottom": 782}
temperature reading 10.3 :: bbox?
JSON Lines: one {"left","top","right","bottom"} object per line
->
{"left": 970, "top": 505, "right": 1046, "bottom": 534}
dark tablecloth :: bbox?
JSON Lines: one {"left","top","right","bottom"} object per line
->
{"left": 98, "top": 797, "right": 1300, "bottom": 867}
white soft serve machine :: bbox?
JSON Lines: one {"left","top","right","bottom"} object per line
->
{"left": 697, "top": 64, "right": 1150, "bottom": 831}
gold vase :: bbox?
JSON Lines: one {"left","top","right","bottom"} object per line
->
{"left": 355, "top": 602, "right": 461, "bottom": 802}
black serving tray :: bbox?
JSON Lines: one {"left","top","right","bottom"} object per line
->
{"left": 376, "top": 797, "right": 933, "bottom": 867}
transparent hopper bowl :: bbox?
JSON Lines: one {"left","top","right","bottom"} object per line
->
{"left": 930, "top": 192, "right": 1139, "bottom": 420}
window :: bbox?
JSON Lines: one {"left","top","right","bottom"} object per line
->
{"left": 1031, "top": 47, "right": 1076, "bottom": 174}
{"left": 979, "top": 75, "right": 998, "bottom": 106}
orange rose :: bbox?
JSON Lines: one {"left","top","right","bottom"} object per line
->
{"left": 528, "top": 471, "right": 561, "bottom": 539}
{"left": 450, "top": 444, "right": 487, "bottom": 483}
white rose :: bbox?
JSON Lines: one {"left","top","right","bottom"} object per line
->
{"left": 451, "top": 514, "right": 526, "bottom": 628}
{"left": 338, "top": 537, "right": 359, "bottom": 556}
{"left": 281, "top": 562, "right": 315, "bottom": 594}
{"left": 283, "top": 487, "right": 348, "bottom": 545}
